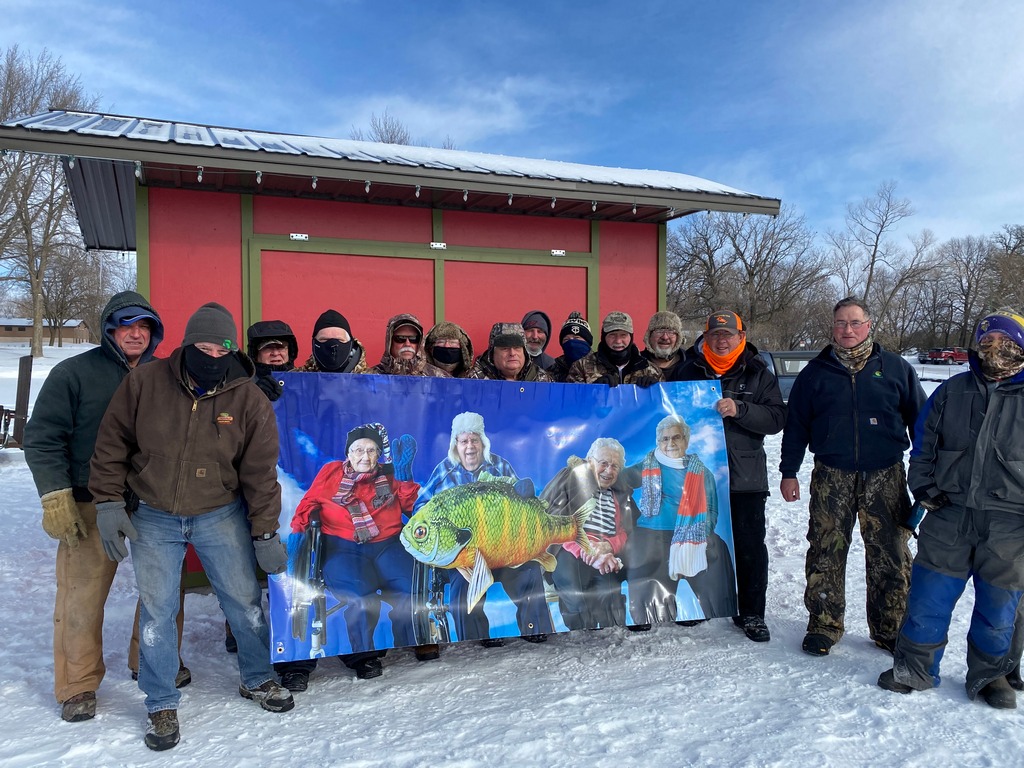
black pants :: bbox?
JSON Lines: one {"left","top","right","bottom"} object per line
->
{"left": 731, "top": 492, "right": 769, "bottom": 619}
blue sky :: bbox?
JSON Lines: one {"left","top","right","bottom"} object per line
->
{"left": 7, "top": 0, "right": 1023, "bottom": 241}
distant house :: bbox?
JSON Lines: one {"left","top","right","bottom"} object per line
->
{"left": 0, "top": 111, "right": 780, "bottom": 362}
{"left": 0, "top": 319, "right": 91, "bottom": 345}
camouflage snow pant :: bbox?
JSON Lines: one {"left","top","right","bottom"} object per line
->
{"left": 804, "top": 460, "right": 912, "bottom": 645}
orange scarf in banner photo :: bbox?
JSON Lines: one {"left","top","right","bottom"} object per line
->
{"left": 703, "top": 337, "right": 746, "bottom": 375}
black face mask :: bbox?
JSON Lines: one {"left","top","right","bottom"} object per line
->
{"left": 313, "top": 338, "right": 353, "bottom": 371}
{"left": 601, "top": 339, "right": 631, "bottom": 365}
{"left": 431, "top": 346, "right": 462, "bottom": 365}
{"left": 184, "top": 345, "right": 233, "bottom": 390}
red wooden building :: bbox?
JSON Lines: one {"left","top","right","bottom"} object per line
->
{"left": 0, "top": 111, "right": 779, "bottom": 361}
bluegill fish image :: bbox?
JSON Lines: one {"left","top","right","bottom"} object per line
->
{"left": 400, "top": 473, "right": 594, "bottom": 610}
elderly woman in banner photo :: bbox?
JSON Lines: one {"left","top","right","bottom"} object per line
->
{"left": 288, "top": 423, "right": 418, "bottom": 679}
{"left": 622, "top": 414, "right": 737, "bottom": 629}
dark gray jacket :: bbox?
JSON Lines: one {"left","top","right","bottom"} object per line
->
{"left": 909, "top": 356, "right": 1024, "bottom": 514}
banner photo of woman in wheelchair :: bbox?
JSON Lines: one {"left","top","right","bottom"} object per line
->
{"left": 267, "top": 374, "right": 737, "bottom": 662}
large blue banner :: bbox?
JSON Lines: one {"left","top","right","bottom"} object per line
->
{"left": 268, "top": 374, "right": 736, "bottom": 662}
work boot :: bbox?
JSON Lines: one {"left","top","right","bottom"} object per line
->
{"left": 145, "top": 709, "right": 180, "bottom": 751}
{"left": 280, "top": 670, "right": 309, "bottom": 692}
{"left": 521, "top": 633, "right": 548, "bottom": 644}
{"left": 414, "top": 644, "right": 440, "bottom": 661}
{"left": 676, "top": 619, "right": 706, "bottom": 627}
{"left": 627, "top": 623, "right": 652, "bottom": 632}
{"left": 61, "top": 691, "right": 96, "bottom": 722}
{"left": 480, "top": 638, "right": 505, "bottom": 648}
{"left": 239, "top": 680, "right": 295, "bottom": 712}
{"left": 979, "top": 677, "right": 1017, "bottom": 709}
{"left": 801, "top": 633, "right": 834, "bottom": 657}
{"left": 354, "top": 657, "right": 383, "bottom": 680}
{"left": 737, "top": 616, "right": 771, "bottom": 643}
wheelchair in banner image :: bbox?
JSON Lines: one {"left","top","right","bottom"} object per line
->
{"left": 287, "top": 509, "right": 452, "bottom": 653}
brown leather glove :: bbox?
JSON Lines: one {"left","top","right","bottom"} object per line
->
{"left": 41, "top": 489, "right": 87, "bottom": 548}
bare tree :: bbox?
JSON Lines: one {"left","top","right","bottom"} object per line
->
{"left": 350, "top": 108, "right": 412, "bottom": 145}
{"left": 987, "top": 224, "right": 1024, "bottom": 312}
{"left": 0, "top": 46, "right": 96, "bottom": 356}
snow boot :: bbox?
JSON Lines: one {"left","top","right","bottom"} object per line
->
{"left": 280, "top": 670, "right": 309, "bottom": 692}
{"left": 239, "top": 680, "right": 295, "bottom": 712}
{"left": 354, "top": 657, "right": 383, "bottom": 680}
{"left": 480, "top": 638, "right": 505, "bottom": 648}
{"left": 801, "top": 633, "right": 834, "bottom": 656}
{"left": 877, "top": 668, "right": 913, "bottom": 694}
{"left": 414, "top": 644, "right": 441, "bottom": 661}
{"left": 61, "top": 691, "right": 96, "bottom": 722}
{"left": 145, "top": 709, "right": 180, "bottom": 751}
{"left": 979, "top": 677, "right": 1017, "bottom": 709}
{"left": 736, "top": 615, "right": 771, "bottom": 643}
{"left": 522, "top": 633, "right": 548, "bottom": 644}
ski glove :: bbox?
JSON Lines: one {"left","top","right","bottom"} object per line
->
{"left": 392, "top": 434, "right": 417, "bottom": 482}
{"left": 901, "top": 501, "right": 927, "bottom": 536}
{"left": 632, "top": 375, "right": 661, "bottom": 389}
{"left": 41, "top": 488, "right": 87, "bottom": 548}
{"left": 254, "top": 533, "right": 288, "bottom": 575}
{"left": 255, "top": 374, "right": 283, "bottom": 401}
{"left": 595, "top": 373, "right": 620, "bottom": 387}
{"left": 95, "top": 500, "right": 138, "bottom": 563}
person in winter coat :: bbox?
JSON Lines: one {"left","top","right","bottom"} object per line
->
{"left": 23, "top": 291, "right": 180, "bottom": 724}
{"left": 642, "top": 310, "right": 688, "bottom": 380}
{"left": 879, "top": 310, "right": 1024, "bottom": 710}
{"left": 621, "top": 415, "right": 736, "bottom": 629}
{"left": 565, "top": 312, "right": 662, "bottom": 387}
{"left": 289, "top": 424, "right": 419, "bottom": 676}
{"left": 780, "top": 297, "right": 924, "bottom": 658}
{"left": 424, "top": 320, "right": 475, "bottom": 378}
{"left": 521, "top": 310, "right": 556, "bottom": 372}
{"left": 89, "top": 302, "right": 294, "bottom": 751}
{"left": 541, "top": 438, "right": 634, "bottom": 631}
{"left": 371, "top": 313, "right": 451, "bottom": 378}
{"left": 246, "top": 319, "right": 298, "bottom": 401}
{"left": 295, "top": 309, "right": 368, "bottom": 373}
{"left": 673, "top": 310, "right": 786, "bottom": 642}
{"left": 549, "top": 312, "right": 594, "bottom": 383}
{"left": 467, "top": 322, "right": 553, "bottom": 382}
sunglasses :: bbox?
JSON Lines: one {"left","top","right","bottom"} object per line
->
{"left": 394, "top": 335, "right": 420, "bottom": 344}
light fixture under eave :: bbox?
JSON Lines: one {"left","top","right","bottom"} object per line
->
{"left": 551, "top": 197, "right": 556, "bottom": 209}
{"left": 256, "top": 170, "right": 262, "bottom": 185}
{"left": 66, "top": 155, "right": 75, "bottom": 169}
{"left": 311, "top": 176, "right": 318, "bottom": 190}
{"left": 197, "top": 166, "right": 204, "bottom": 183}
{"left": 462, "top": 189, "right": 468, "bottom": 202}
{"left": 365, "top": 180, "right": 371, "bottom": 194}
{"left": 508, "top": 193, "right": 513, "bottom": 206}
{"left": 134, "top": 160, "right": 142, "bottom": 179}
{"left": 632, "top": 203, "right": 637, "bottom": 215}
{"left": 415, "top": 185, "right": 421, "bottom": 198}
{"left": 591, "top": 201, "right": 597, "bottom": 212}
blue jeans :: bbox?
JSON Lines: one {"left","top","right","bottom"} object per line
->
{"left": 131, "top": 500, "right": 273, "bottom": 713}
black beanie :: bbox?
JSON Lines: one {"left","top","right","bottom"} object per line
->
{"left": 345, "top": 425, "right": 384, "bottom": 454}
{"left": 182, "top": 302, "right": 238, "bottom": 351}
{"left": 313, "top": 309, "right": 352, "bottom": 338}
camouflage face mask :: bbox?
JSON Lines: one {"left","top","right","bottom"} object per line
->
{"left": 977, "top": 333, "right": 1024, "bottom": 381}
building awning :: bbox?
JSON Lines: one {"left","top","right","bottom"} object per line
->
{"left": 0, "top": 110, "right": 781, "bottom": 251}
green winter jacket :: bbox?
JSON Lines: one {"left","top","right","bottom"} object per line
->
{"left": 23, "top": 291, "right": 163, "bottom": 499}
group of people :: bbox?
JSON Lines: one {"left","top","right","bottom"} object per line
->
{"left": 24, "top": 291, "right": 1024, "bottom": 751}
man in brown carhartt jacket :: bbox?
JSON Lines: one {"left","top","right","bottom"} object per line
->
{"left": 89, "top": 302, "right": 294, "bottom": 751}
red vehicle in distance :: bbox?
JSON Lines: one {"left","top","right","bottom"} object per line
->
{"left": 924, "top": 347, "right": 968, "bottom": 365}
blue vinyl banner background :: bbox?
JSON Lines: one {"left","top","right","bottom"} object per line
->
{"left": 268, "top": 373, "right": 736, "bottom": 662}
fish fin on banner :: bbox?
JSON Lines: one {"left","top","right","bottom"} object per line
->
{"left": 466, "top": 556, "right": 496, "bottom": 612}
{"left": 534, "top": 551, "right": 558, "bottom": 572}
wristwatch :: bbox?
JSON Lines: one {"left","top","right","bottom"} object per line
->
{"left": 252, "top": 532, "right": 275, "bottom": 541}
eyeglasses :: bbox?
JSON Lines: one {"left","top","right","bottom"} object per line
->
{"left": 349, "top": 447, "right": 380, "bottom": 457}
{"left": 833, "top": 320, "right": 869, "bottom": 329}
{"left": 393, "top": 335, "right": 420, "bottom": 344}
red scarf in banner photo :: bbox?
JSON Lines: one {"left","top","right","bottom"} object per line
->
{"left": 331, "top": 461, "right": 392, "bottom": 543}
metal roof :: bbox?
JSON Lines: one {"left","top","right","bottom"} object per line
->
{"left": 0, "top": 110, "right": 781, "bottom": 251}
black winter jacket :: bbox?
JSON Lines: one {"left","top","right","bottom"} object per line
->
{"left": 779, "top": 343, "right": 925, "bottom": 476}
{"left": 674, "top": 342, "right": 786, "bottom": 493}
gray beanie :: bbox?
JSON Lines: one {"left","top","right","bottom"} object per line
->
{"left": 182, "top": 302, "right": 239, "bottom": 351}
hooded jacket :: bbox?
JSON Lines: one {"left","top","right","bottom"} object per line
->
{"left": 521, "top": 310, "right": 556, "bottom": 371}
{"left": 246, "top": 319, "right": 298, "bottom": 374}
{"left": 779, "top": 342, "right": 925, "bottom": 476}
{"left": 673, "top": 341, "right": 786, "bottom": 493}
{"left": 88, "top": 347, "right": 282, "bottom": 536}
{"left": 466, "top": 349, "right": 554, "bottom": 382}
{"left": 371, "top": 313, "right": 451, "bottom": 377}
{"left": 425, "top": 321, "right": 475, "bottom": 378}
{"left": 24, "top": 291, "right": 164, "bottom": 499}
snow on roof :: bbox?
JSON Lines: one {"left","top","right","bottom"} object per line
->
{"left": 0, "top": 318, "right": 85, "bottom": 328}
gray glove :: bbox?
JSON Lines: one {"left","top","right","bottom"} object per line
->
{"left": 254, "top": 533, "right": 288, "bottom": 574}
{"left": 95, "top": 500, "right": 138, "bottom": 563}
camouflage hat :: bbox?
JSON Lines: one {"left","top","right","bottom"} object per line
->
{"left": 602, "top": 311, "right": 633, "bottom": 335}
{"left": 489, "top": 322, "right": 526, "bottom": 349}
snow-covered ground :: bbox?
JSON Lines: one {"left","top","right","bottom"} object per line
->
{"left": 0, "top": 345, "right": 1016, "bottom": 768}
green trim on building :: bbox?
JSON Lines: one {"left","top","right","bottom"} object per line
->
{"left": 657, "top": 223, "right": 667, "bottom": 311}
{"left": 240, "top": 196, "right": 257, "bottom": 331}
{"left": 587, "top": 221, "right": 601, "bottom": 327}
{"left": 432, "top": 209, "right": 444, "bottom": 243}
{"left": 135, "top": 185, "right": 150, "bottom": 297}
{"left": 433, "top": 259, "right": 445, "bottom": 323}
